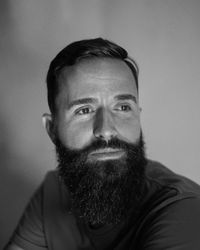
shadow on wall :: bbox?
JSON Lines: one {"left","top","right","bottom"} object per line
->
{"left": 0, "top": 117, "right": 37, "bottom": 248}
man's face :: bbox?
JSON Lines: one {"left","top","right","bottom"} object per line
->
{"left": 55, "top": 58, "right": 141, "bottom": 152}
{"left": 52, "top": 58, "right": 146, "bottom": 225}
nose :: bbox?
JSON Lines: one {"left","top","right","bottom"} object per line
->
{"left": 93, "top": 107, "right": 117, "bottom": 141}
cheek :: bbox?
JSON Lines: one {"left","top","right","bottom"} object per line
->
{"left": 116, "top": 118, "right": 141, "bottom": 143}
{"left": 57, "top": 121, "right": 93, "bottom": 150}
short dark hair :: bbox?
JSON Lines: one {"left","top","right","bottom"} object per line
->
{"left": 46, "top": 38, "right": 139, "bottom": 115}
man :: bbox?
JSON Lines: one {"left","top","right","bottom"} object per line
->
{"left": 5, "top": 38, "right": 200, "bottom": 250}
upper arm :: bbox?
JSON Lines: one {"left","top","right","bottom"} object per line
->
{"left": 140, "top": 197, "right": 200, "bottom": 250}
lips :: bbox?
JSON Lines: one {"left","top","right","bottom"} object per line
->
{"left": 89, "top": 148, "right": 125, "bottom": 160}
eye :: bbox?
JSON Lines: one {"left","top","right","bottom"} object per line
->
{"left": 75, "top": 107, "right": 94, "bottom": 115}
{"left": 120, "top": 105, "right": 131, "bottom": 111}
{"left": 116, "top": 104, "right": 132, "bottom": 112}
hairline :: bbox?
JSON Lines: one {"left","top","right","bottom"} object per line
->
{"left": 46, "top": 39, "right": 139, "bottom": 116}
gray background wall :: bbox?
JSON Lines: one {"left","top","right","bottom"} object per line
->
{"left": 0, "top": 0, "right": 200, "bottom": 247}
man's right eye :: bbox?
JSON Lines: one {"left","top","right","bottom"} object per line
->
{"left": 75, "top": 107, "right": 94, "bottom": 115}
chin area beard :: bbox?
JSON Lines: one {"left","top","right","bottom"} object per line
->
{"left": 56, "top": 133, "right": 147, "bottom": 226}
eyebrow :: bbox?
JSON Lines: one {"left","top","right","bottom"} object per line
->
{"left": 114, "top": 94, "right": 137, "bottom": 103}
{"left": 68, "top": 98, "right": 97, "bottom": 109}
{"left": 67, "top": 94, "right": 137, "bottom": 109}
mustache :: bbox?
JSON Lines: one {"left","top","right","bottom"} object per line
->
{"left": 55, "top": 134, "right": 145, "bottom": 167}
{"left": 79, "top": 137, "right": 133, "bottom": 154}
{"left": 56, "top": 136, "right": 142, "bottom": 157}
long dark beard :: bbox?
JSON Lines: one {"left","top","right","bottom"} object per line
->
{"left": 56, "top": 133, "right": 147, "bottom": 225}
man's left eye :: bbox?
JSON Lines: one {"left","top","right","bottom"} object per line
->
{"left": 117, "top": 104, "right": 131, "bottom": 112}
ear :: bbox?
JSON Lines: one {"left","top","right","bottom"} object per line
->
{"left": 42, "top": 113, "right": 56, "bottom": 144}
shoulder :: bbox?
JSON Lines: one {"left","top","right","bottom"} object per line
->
{"left": 136, "top": 161, "right": 200, "bottom": 249}
{"left": 139, "top": 159, "right": 200, "bottom": 234}
{"left": 137, "top": 196, "right": 200, "bottom": 249}
{"left": 8, "top": 170, "right": 70, "bottom": 250}
{"left": 145, "top": 159, "right": 200, "bottom": 197}
{"left": 42, "top": 169, "right": 71, "bottom": 211}
{"left": 43, "top": 169, "right": 58, "bottom": 184}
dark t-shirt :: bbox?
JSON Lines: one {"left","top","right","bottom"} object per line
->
{"left": 9, "top": 160, "right": 200, "bottom": 249}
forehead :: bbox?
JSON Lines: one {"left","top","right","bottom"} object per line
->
{"left": 57, "top": 58, "right": 138, "bottom": 103}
